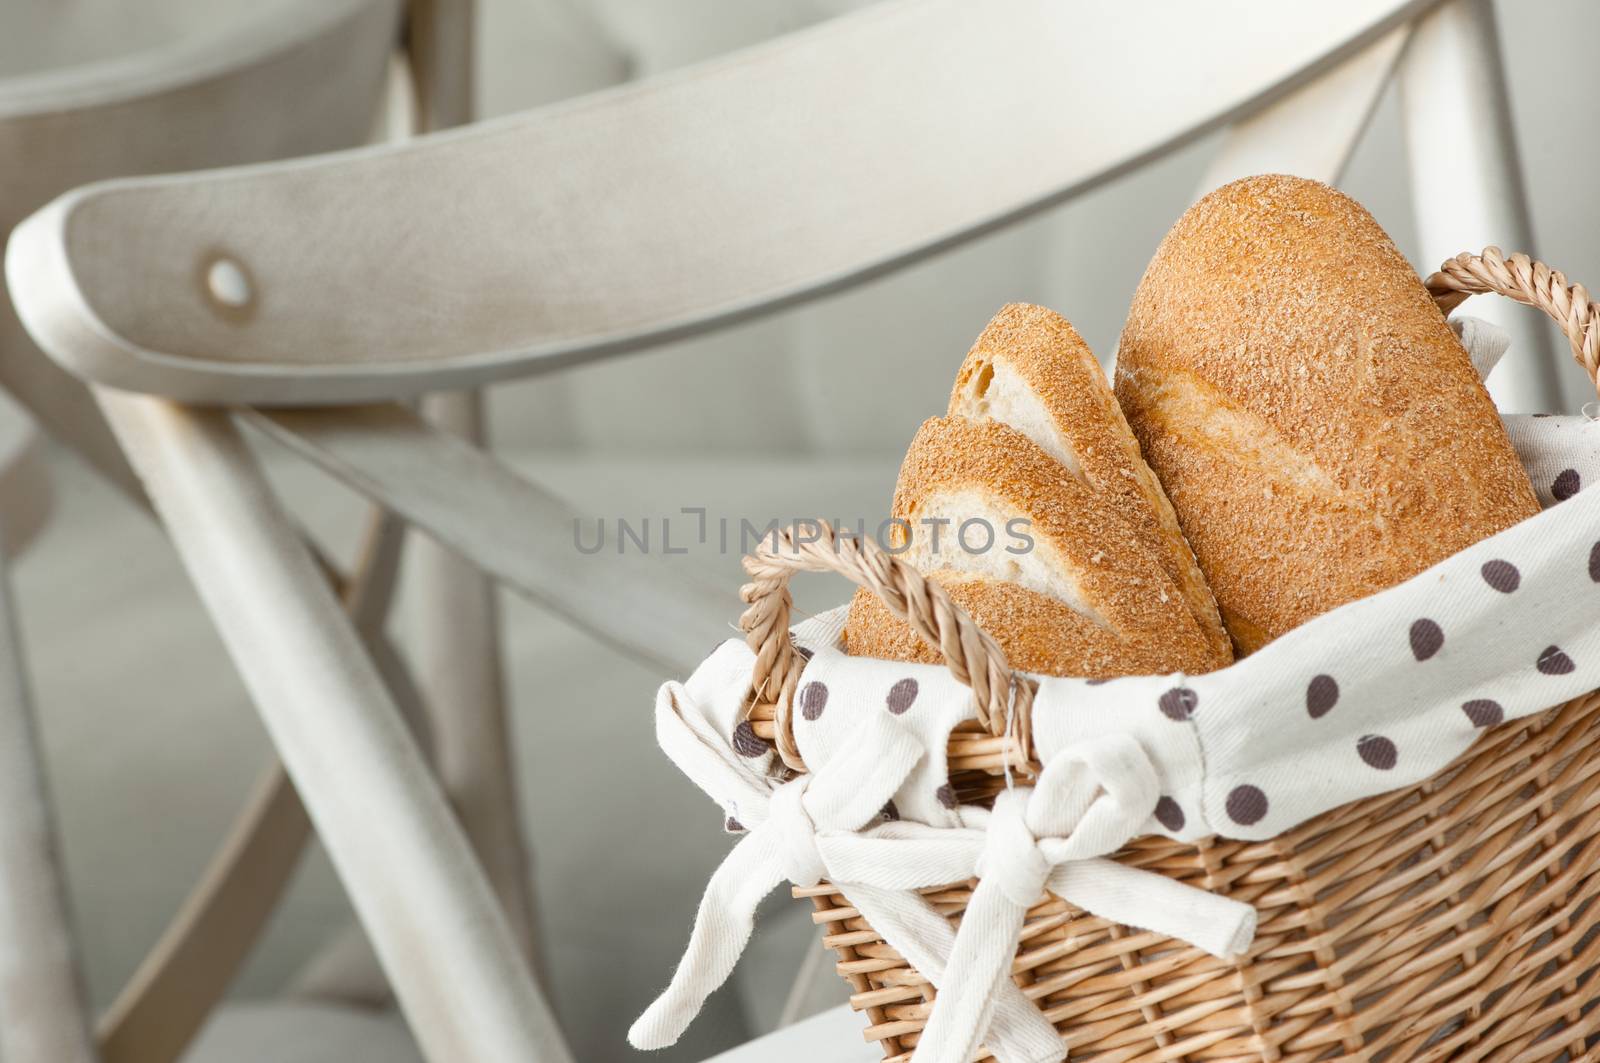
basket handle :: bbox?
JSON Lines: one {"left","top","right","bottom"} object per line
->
{"left": 740, "top": 521, "right": 1035, "bottom": 773}
{"left": 1426, "top": 247, "right": 1600, "bottom": 396}
{"left": 736, "top": 248, "right": 1594, "bottom": 773}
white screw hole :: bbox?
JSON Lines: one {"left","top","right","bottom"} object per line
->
{"left": 206, "top": 258, "right": 252, "bottom": 309}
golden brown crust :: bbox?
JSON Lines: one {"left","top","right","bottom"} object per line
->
{"left": 949, "top": 303, "right": 1231, "bottom": 663}
{"left": 1115, "top": 174, "right": 1540, "bottom": 653}
{"left": 844, "top": 576, "right": 1195, "bottom": 680}
{"left": 846, "top": 417, "right": 1227, "bottom": 678}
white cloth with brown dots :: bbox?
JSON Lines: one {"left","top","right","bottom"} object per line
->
{"left": 635, "top": 319, "right": 1600, "bottom": 1062}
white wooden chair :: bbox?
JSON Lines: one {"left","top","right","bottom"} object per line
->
{"left": 1, "top": 0, "right": 562, "bottom": 1060}
{"left": 0, "top": 397, "right": 76, "bottom": 1059}
{"left": 5, "top": 0, "right": 1564, "bottom": 1059}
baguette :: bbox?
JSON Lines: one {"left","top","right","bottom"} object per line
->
{"left": 948, "top": 304, "right": 1230, "bottom": 663}
{"left": 1114, "top": 174, "right": 1541, "bottom": 653}
{"left": 845, "top": 415, "right": 1228, "bottom": 678}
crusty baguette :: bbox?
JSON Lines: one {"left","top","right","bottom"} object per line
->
{"left": 1114, "top": 174, "right": 1540, "bottom": 654}
{"left": 847, "top": 574, "right": 1183, "bottom": 679}
{"left": 948, "top": 303, "right": 1230, "bottom": 664}
{"left": 845, "top": 417, "right": 1228, "bottom": 678}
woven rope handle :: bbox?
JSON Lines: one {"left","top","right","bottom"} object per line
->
{"left": 735, "top": 248, "right": 1591, "bottom": 774}
{"left": 1427, "top": 247, "right": 1600, "bottom": 397}
{"left": 740, "top": 521, "right": 1035, "bottom": 773}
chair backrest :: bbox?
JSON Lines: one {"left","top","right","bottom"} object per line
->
{"left": 0, "top": 0, "right": 402, "bottom": 497}
{"left": 0, "top": 5, "right": 408, "bottom": 1059}
{"left": 6, "top": 0, "right": 1432, "bottom": 405}
{"left": 0, "top": 0, "right": 399, "bottom": 221}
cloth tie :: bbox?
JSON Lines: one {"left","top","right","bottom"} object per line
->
{"left": 632, "top": 688, "right": 1257, "bottom": 1061}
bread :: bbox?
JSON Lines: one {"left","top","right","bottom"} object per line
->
{"left": 845, "top": 304, "right": 1233, "bottom": 679}
{"left": 947, "top": 304, "right": 1230, "bottom": 663}
{"left": 848, "top": 570, "right": 1192, "bottom": 679}
{"left": 1114, "top": 175, "right": 1541, "bottom": 654}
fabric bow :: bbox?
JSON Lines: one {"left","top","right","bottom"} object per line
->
{"left": 628, "top": 683, "right": 927, "bottom": 1050}
{"left": 632, "top": 686, "right": 1257, "bottom": 1063}
{"left": 901, "top": 735, "right": 1257, "bottom": 1063}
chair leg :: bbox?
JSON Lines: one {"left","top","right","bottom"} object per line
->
{"left": 413, "top": 391, "right": 541, "bottom": 968}
{"left": 1197, "top": 24, "right": 1407, "bottom": 195}
{"left": 1398, "top": 0, "right": 1568, "bottom": 412}
{"left": 100, "top": 764, "right": 306, "bottom": 1063}
{"left": 94, "top": 391, "right": 572, "bottom": 1063}
{"left": 0, "top": 548, "right": 99, "bottom": 1063}
{"left": 98, "top": 512, "right": 417, "bottom": 1063}
{"left": 0, "top": 317, "right": 145, "bottom": 507}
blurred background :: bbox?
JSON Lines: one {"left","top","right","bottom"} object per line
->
{"left": 6, "top": 0, "right": 1597, "bottom": 1060}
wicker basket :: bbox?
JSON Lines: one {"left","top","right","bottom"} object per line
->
{"left": 739, "top": 249, "right": 1600, "bottom": 1061}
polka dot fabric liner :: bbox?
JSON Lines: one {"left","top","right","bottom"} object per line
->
{"left": 638, "top": 321, "right": 1600, "bottom": 1058}
{"left": 691, "top": 382, "right": 1600, "bottom": 850}
{"left": 644, "top": 410, "right": 1600, "bottom": 1057}
{"left": 713, "top": 410, "right": 1600, "bottom": 847}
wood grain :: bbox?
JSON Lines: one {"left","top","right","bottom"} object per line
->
{"left": 7, "top": 0, "right": 1429, "bottom": 403}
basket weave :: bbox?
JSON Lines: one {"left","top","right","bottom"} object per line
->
{"left": 739, "top": 249, "right": 1600, "bottom": 1061}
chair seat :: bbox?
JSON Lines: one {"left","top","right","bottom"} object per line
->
{"left": 182, "top": 1002, "right": 422, "bottom": 1063}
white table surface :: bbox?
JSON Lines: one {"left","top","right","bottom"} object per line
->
{"left": 702, "top": 1004, "right": 880, "bottom": 1062}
